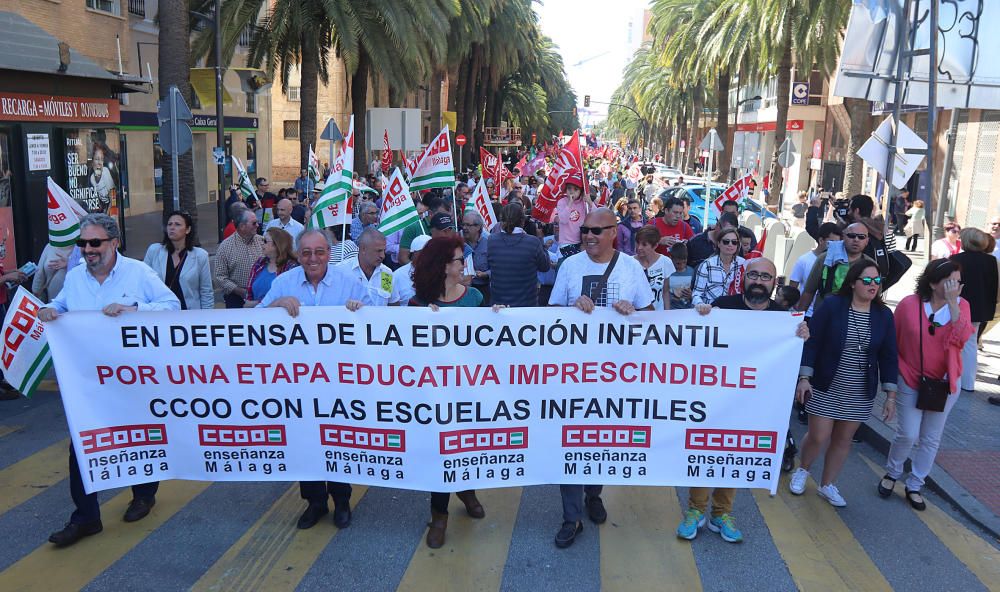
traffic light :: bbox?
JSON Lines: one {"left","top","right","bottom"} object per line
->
{"left": 573, "top": 107, "right": 578, "bottom": 118}
{"left": 584, "top": 95, "right": 591, "bottom": 107}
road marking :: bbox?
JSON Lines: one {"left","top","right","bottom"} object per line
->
{"left": 0, "top": 425, "right": 23, "bottom": 439}
{"left": 193, "top": 484, "right": 368, "bottom": 592}
{"left": 859, "top": 455, "right": 1000, "bottom": 592}
{"left": 0, "top": 480, "right": 210, "bottom": 592}
{"left": 600, "top": 486, "right": 701, "bottom": 592}
{"left": 753, "top": 474, "right": 892, "bottom": 592}
{"left": 0, "top": 438, "right": 69, "bottom": 514}
{"left": 396, "top": 487, "right": 521, "bottom": 592}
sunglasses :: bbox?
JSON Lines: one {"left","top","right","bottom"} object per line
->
{"left": 580, "top": 225, "right": 615, "bottom": 236}
{"left": 858, "top": 276, "right": 883, "bottom": 286}
{"left": 76, "top": 238, "right": 114, "bottom": 248}
{"left": 720, "top": 238, "right": 739, "bottom": 246}
{"left": 947, "top": 227, "right": 960, "bottom": 233}
{"left": 844, "top": 232, "right": 868, "bottom": 240}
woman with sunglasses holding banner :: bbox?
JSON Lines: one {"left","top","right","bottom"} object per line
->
{"left": 792, "top": 260, "right": 898, "bottom": 508}
{"left": 878, "top": 259, "right": 972, "bottom": 510}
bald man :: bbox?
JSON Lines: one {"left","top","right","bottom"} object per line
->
{"left": 548, "top": 207, "right": 654, "bottom": 548}
{"left": 265, "top": 197, "right": 305, "bottom": 242}
{"left": 798, "top": 222, "right": 873, "bottom": 315}
{"left": 678, "top": 256, "right": 809, "bottom": 544}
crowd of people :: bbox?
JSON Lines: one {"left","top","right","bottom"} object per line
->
{"left": 2, "top": 150, "right": 999, "bottom": 554}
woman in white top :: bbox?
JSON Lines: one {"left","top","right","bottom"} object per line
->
{"left": 903, "top": 199, "right": 925, "bottom": 252}
{"left": 930, "top": 221, "right": 962, "bottom": 260}
{"left": 691, "top": 227, "right": 745, "bottom": 306}
{"left": 143, "top": 210, "right": 214, "bottom": 310}
{"left": 634, "top": 225, "right": 675, "bottom": 310}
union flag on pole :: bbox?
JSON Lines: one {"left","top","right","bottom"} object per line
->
{"left": 311, "top": 115, "right": 355, "bottom": 229}
{"left": 479, "top": 147, "right": 515, "bottom": 182}
{"left": 46, "top": 177, "right": 88, "bottom": 247}
{"left": 409, "top": 126, "right": 456, "bottom": 192}
{"left": 533, "top": 129, "right": 586, "bottom": 223}
{"left": 378, "top": 168, "right": 419, "bottom": 235}
{"left": 463, "top": 178, "right": 499, "bottom": 231}
{"left": 712, "top": 173, "right": 753, "bottom": 214}
{"left": 381, "top": 130, "right": 392, "bottom": 175}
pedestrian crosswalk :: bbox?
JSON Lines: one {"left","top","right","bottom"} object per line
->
{"left": 1, "top": 409, "right": 999, "bottom": 591}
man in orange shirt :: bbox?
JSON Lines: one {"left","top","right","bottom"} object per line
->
{"left": 651, "top": 196, "right": 694, "bottom": 256}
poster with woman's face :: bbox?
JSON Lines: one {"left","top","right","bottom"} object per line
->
{"left": 65, "top": 129, "right": 121, "bottom": 215}
{"left": 0, "top": 131, "right": 15, "bottom": 271}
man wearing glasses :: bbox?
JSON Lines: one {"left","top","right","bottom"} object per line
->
{"left": 548, "top": 208, "right": 654, "bottom": 548}
{"left": 462, "top": 211, "right": 490, "bottom": 303}
{"left": 213, "top": 208, "right": 265, "bottom": 308}
{"left": 798, "top": 222, "right": 874, "bottom": 316}
{"left": 38, "top": 214, "right": 180, "bottom": 547}
{"left": 677, "top": 257, "right": 809, "bottom": 544}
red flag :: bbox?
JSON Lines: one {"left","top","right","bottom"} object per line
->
{"left": 762, "top": 172, "right": 770, "bottom": 192}
{"left": 533, "top": 130, "right": 586, "bottom": 223}
{"left": 514, "top": 153, "right": 527, "bottom": 175}
{"left": 597, "top": 184, "right": 610, "bottom": 207}
{"left": 480, "top": 147, "right": 515, "bottom": 182}
{"left": 381, "top": 130, "right": 392, "bottom": 175}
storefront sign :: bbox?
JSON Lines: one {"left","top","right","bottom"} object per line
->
{"left": 735, "top": 120, "right": 805, "bottom": 133}
{"left": 44, "top": 307, "right": 803, "bottom": 495}
{"left": 26, "top": 133, "right": 50, "bottom": 171}
{"left": 0, "top": 92, "right": 119, "bottom": 124}
{"left": 120, "top": 111, "right": 258, "bottom": 131}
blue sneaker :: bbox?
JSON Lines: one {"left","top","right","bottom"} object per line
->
{"left": 676, "top": 508, "right": 705, "bottom": 540}
{"left": 708, "top": 513, "right": 743, "bottom": 543}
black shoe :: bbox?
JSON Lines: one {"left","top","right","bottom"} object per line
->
{"left": 905, "top": 488, "right": 927, "bottom": 511}
{"left": 123, "top": 496, "right": 155, "bottom": 522}
{"left": 332, "top": 504, "right": 352, "bottom": 529}
{"left": 48, "top": 521, "right": 103, "bottom": 547}
{"left": 554, "top": 521, "right": 583, "bottom": 548}
{"left": 988, "top": 396, "right": 1000, "bottom": 406}
{"left": 877, "top": 474, "right": 896, "bottom": 498}
{"left": 296, "top": 504, "right": 328, "bottom": 529}
{"left": 585, "top": 496, "right": 607, "bottom": 524}
{"left": 852, "top": 434, "right": 863, "bottom": 443}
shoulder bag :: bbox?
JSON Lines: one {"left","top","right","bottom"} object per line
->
{"left": 917, "top": 302, "right": 950, "bottom": 412}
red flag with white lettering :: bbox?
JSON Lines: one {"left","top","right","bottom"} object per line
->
{"left": 381, "top": 130, "right": 392, "bottom": 175}
{"left": 532, "top": 130, "right": 586, "bottom": 223}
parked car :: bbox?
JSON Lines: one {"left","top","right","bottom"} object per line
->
{"left": 658, "top": 183, "right": 776, "bottom": 228}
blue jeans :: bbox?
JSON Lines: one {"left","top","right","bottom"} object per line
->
{"left": 559, "top": 484, "right": 603, "bottom": 523}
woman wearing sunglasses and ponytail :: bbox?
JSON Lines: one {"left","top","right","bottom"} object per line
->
{"left": 878, "top": 259, "right": 972, "bottom": 510}
{"left": 791, "top": 260, "right": 899, "bottom": 507}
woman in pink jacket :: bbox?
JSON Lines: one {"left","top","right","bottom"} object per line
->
{"left": 878, "top": 259, "right": 973, "bottom": 510}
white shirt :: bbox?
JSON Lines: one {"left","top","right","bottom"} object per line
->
{"left": 265, "top": 217, "right": 305, "bottom": 240}
{"left": 549, "top": 250, "right": 654, "bottom": 309}
{"left": 48, "top": 254, "right": 180, "bottom": 313}
{"left": 638, "top": 254, "right": 676, "bottom": 311}
{"left": 258, "top": 264, "right": 369, "bottom": 307}
{"left": 393, "top": 263, "right": 415, "bottom": 306}
{"left": 336, "top": 258, "right": 401, "bottom": 306}
{"left": 789, "top": 250, "right": 819, "bottom": 316}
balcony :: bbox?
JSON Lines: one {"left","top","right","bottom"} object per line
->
{"left": 238, "top": 25, "right": 256, "bottom": 48}
{"left": 128, "top": 0, "right": 145, "bottom": 17}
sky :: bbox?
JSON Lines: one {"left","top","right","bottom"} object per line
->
{"left": 536, "top": 0, "right": 651, "bottom": 127}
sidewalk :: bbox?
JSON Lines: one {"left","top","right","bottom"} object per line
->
{"left": 859, "top": 239, "right": 1000, "bottom": 539}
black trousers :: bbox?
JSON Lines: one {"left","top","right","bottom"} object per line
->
{"left": 299, "top": 481, "right": 352, "bottom": 507}
{"left": 69, "top": 443, "right": 159, "bottom": 524}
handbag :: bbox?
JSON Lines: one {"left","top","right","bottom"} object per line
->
{"left": 917, "top": 302, "right": 950, "bottom": 412}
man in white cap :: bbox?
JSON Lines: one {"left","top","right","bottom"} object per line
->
{"left": 394, "top": 234, "right": 430, "bottom": 306}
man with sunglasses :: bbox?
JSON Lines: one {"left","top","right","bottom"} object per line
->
{"left": 677, "top": 257, "right": 809, "bottom": 544}
{"left": 38, "top": 214, "right": 180, "bottom": 547}
{"left": 798, "top": 222, "right": 874, "bottom": 316}
{"left": 214, "top": 208, "right": 265, "bottom": 308}
{"left": 548, "top": 208, "right": 654, "bottom": 548}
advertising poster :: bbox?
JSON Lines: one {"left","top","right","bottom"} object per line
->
{"left": 0, "top": 132, "right": 15, "bottom": 270}
{"left": 64, "top": 129, "right": 122, "bottom": 215}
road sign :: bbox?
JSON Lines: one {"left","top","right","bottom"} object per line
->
{"left": 777, "top": 137, "right": 797, "bottom": 169}
{"left": 791, "top": 82, "right": 809, "bottom": 106}
{"left": 157, "top": 86, "right": 193, "bottom": 156}
{"left": 699, "top": 128, "right": 725, "bottom": 152}
{"left": 320, "top": 119, "right": 343, "bottom": 141}
{"left": 812, "top": 138, "right": 823, "bottom": 159}
{"left": 455, "top": 134, "right": 467, "bottom": 146}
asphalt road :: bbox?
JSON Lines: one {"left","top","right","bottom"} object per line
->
{"left": 1, "top": 386, "right": 998, "bottom": 592}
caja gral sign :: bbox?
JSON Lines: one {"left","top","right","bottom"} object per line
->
{"left": 685, "top": 429, "right": 777, "bottom": 453}
{"left": 80, "top": 424, "right": 167, "bottom": 454}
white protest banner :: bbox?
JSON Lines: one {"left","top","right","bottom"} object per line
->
{"left": 378, "top": 168, "right": 419, "bottom": 235}
{"left": 45, "top": 307, "right": 801, "bottom": 495}
{"left": 464, "top": 178, "right": 498, "bottom": 230}
{"left": 1, "top": 287, "right": 52, "bottom": 397}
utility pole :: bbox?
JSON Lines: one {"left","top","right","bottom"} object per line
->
{"left": 214, "top": 0, "right": 226, "bottom": 241}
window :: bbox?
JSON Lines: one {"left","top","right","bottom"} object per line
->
{"left": 87, "top": 0, "right": 121, "bottom": 16}
{"left": 127, "top": 0, "right": 145, "bottom": 17}
{"left": 288, "top": 86, "right": 301, "bottom": 102}
{"left": 245, "top": 91, "right": 256, "bottom": 114}
{"left": 283, "top": 120, "right": 300, "bottom": 140}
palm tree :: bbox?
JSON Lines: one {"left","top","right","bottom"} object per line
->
{"left": 159, "top": 0, "right": 199, "bottom": 240}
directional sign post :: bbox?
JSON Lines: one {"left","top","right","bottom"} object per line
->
{"left": 775, "top": 137, "right": 797, "bottom": 212}
{"left": 320, "top": 119, "right": 344, "bottom": 172}
{"left": 699, "top": 129, "right": 725, "bottom": 228}
{"left": 158, "top": 85, "right": 194, "bottom": 210}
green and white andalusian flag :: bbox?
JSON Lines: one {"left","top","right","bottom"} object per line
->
{"left": 232, "top": 155, "right": 256, "bottom": 201}
{"left": 311, "top": 115, "right": 355, "bottom": 229}
{"left": 378, "top": 168, "right": 419, "bottom": 235}
{"left": 46, "top": 177, "right": 88, "bottom": 247}
{"left": 308, "top": 144, "right": 321, "bottom": 183}
{"left": 0, "top": 287, "right": 52, "bottom": 397}
{"left": 408, "top": 125, "right": 455, "bottom": 192}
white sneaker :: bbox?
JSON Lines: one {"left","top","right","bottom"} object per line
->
{"left": 789, "top": 468, "right": 809, "bottom": 495}
{"left": 818, "top": 483, "right": 847, "bottom": 507}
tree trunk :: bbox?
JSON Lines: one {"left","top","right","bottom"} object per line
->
{"left": 158, "top": 0, "right": 198, "bottom": 241}
{"left": 842, "top": 97, "right": 872, "bottom": 196}
{"left": 350, "top": 49, "right": 371, "bottom": 175}
{"left": 716, "top": 67, "right": 731, "bottom": 180}
{"left": 768, "top": 28, "right": 793, "bottom": 207}
{"left": 688, "top": 88, "right": 702, "bottom": 172}
{"left": 460, "top": 47, "right": 481, "bottom": 171}
{"left": 677, "top": 108, "right": 689, "bottom": 172}
{"left": 299, "top": 38, "right": 318, "bottom": 171}
{"left": 430, "top": 68, "right": 444, "bottom": 132}
{"left": 474, "top": 64, "right": 491, "bottom": 163}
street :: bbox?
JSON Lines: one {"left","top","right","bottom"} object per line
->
{"left": 0, "top": 384, "right": 997, "bottom": 592}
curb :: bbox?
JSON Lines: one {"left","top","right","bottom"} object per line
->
{"left": 858, "top": 418, "right": 1000, "bottom": 540}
